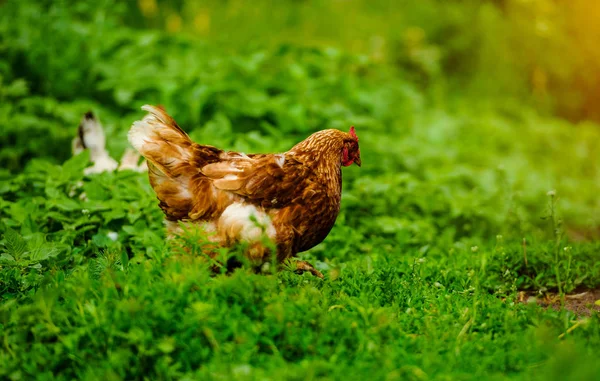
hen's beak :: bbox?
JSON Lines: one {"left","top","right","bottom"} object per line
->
{"left": 354, "top": 155, "right": 361, "bottom": 167}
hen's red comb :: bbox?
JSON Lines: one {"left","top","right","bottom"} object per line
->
{"left": 349, "top": 126, "right": 358, "bottom": 141}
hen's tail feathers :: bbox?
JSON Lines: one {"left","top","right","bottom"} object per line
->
{"left": 128, "top": 105, "right": 195, "bottom": 179}
{"left": 128, "top": 105, "right": 197, "bottom": 220}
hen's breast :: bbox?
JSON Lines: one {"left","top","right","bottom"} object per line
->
{"left": 274, "top": 165, "right": 343, "bottom": 254}
{"left": 295, "top": 195, "right": 341, "bottom": 252}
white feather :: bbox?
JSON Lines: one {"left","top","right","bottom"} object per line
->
{"left": 84, "top": 154, "right": 118, "bottom": 174}
{"left": 128, "top": 105, "right": 192, "bottom": 163}
{"left": 128, "top": 119, "right": 153, "bottom": 152}
{"left": 275, "top": 154, "right": 285, "bottom": 168}
{"left": 219, "top": 203, "right": 276, "bottom": 242}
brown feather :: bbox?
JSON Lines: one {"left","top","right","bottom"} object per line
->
{"left": 128, "top": 105, "right": 360, "bottom": 268}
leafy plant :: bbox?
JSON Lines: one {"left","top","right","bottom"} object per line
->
{"left": 1, "top": 1, "right": 599, "bottom": 380}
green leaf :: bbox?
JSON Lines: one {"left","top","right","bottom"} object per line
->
{"left": 157, "top": 337, "right": 176, "bottom": 354}
{"left": 26, "top": 234, "right": 69, "bottom": 261}
{"left": 62, "top": 150, "right": 90, "bottom": 180}
{"left": 83, "top": 182, "right": 110, "bottom": 201}
{"left": 102, "top": 209, "right": 127, "bottom": 223}
{"left": 3, "top": 79, "right": 29, "bottom": 97}
{"left": 3, "top": 228, "right": 27, "bottom": 259}
{"left": 29, "top": 243, "right": 68, "bottom": 261}
{"left": 25, "top": 233, "right": 46, "bottom": 259}
{"left": 92, "top": 233, "right": 111, "bottom": 248}
{"left": 52, "top": 197, "right": 81, "bottom": 211}
{"left": 0, "top": 253, "right": 16, "bottom": 263}
{"left": 120, "top": 250, "right": 129, "bottom": 269}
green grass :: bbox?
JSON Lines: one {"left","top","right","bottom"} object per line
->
{"left": 1, "top": 1, "right": 600, "bottom": 380}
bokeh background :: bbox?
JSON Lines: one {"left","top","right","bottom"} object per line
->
{"left": 1, "top": 0, "right": 598, "bottom": 236}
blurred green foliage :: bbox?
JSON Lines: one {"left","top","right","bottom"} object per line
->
{"left": 130, "top": 0, "right": 600, "bottom": 122}
{"left": 1, "top": 0, "right": 599, "bottom": 379}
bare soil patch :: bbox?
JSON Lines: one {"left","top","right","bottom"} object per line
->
{"left": 518, "top": 288, "right": 600, "bottom": 315}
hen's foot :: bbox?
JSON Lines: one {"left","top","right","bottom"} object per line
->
{"left": 294, "top": 260, "right": 324, "bottom": 279}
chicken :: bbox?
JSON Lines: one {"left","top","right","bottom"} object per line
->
{"left": 72, "top": 111, "right": 146, "bottom": 174}
{"left": 128, "top": 105, "right": 361, "bottom": 277}
{"left": 72, "top": 111, "right": 119, "bottom": 175}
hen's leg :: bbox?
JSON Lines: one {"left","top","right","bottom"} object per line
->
{"left": 294, "top": 260, "right": 324, "bottom": 279}
{"left": 274, "top": 231, "right": 323, "bottom": 278}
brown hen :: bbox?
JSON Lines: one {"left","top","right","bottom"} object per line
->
{"left": 128, "top": 105, "right": 361, "bottom": 277}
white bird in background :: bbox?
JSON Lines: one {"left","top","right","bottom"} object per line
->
{"left": 72, "top": 111, "right": 146, "bottom": 174}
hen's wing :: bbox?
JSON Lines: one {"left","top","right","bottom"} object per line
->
{"left": 201, "top": 152, "right": 314, "bottom": 209}
{"left": 129, "top": 105, "right": 315, "bottom": 224}
{"left": 205, "top": 152, "right": 339, "bottom": 258}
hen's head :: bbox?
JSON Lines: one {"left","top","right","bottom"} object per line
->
{"left": 342, "top": 126, "right": 361, "bottom": 167}
{"left": 293, "top": 126, "right": 361, "bottom": 167}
